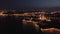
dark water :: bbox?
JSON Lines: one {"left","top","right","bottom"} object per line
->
{"left": 0, "top": 16, "right": 23, "bottom": 34}
{"left": 0, "top": 15, "right": 60, "bottom": 34}
{"left": 0, "top": 15, "right": 39, "bottom": 34}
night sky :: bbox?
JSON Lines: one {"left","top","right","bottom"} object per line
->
{"left": 0, "top": 0, "right": 60, "bottom": 9}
